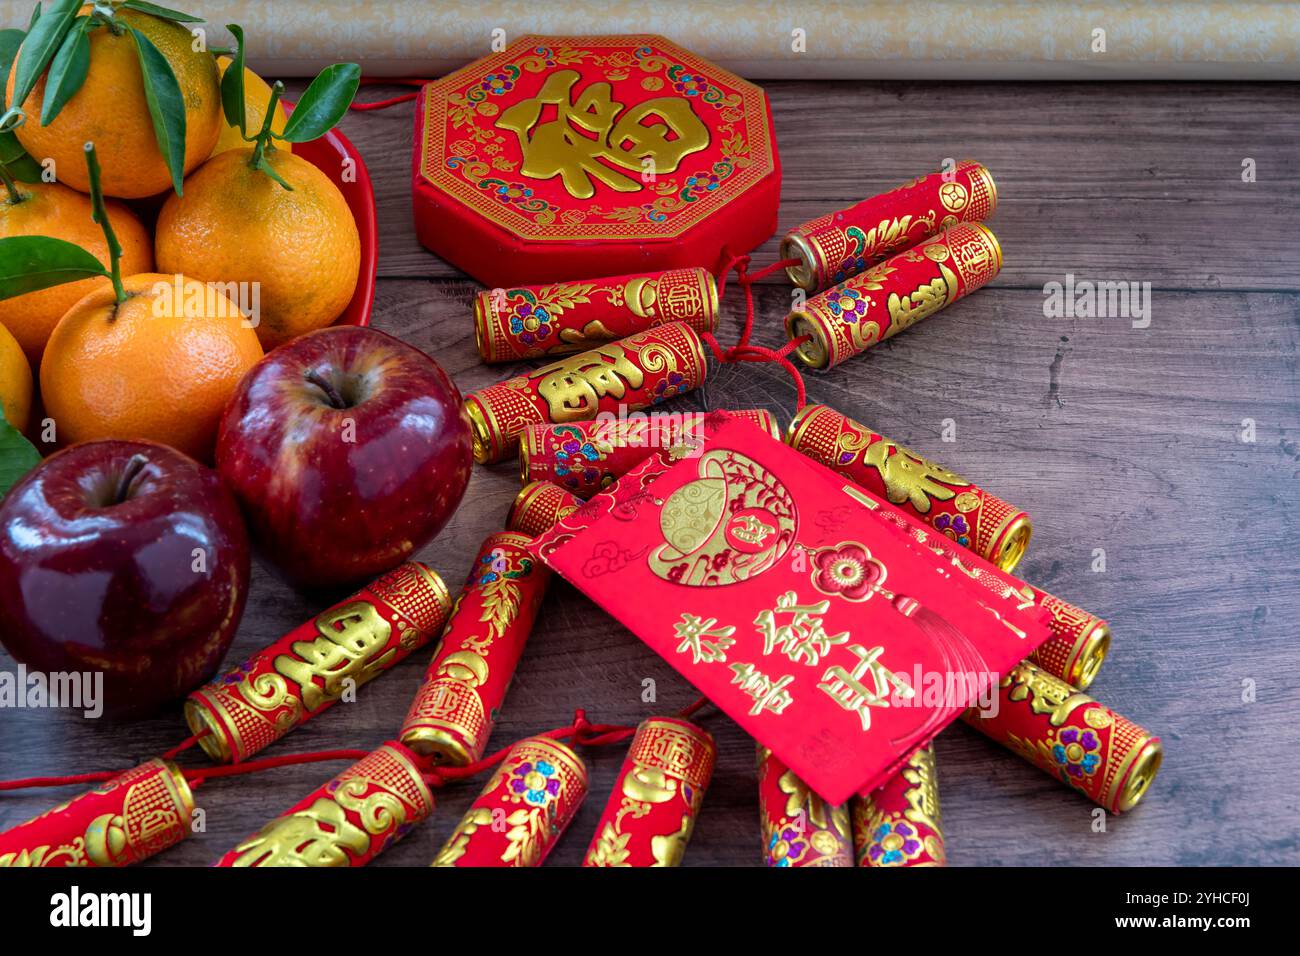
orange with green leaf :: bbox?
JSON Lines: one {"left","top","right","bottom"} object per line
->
{"left": 3, "top": 1, "right": 221, "bottom": 198}
{"left": 155, "top": 45, "right": 361, "bottom": 348}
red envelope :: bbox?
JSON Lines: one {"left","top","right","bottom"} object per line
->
{"left": 531, "top": 413, "right": 1051, "bottom": 803}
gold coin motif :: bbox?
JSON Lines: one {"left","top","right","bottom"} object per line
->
{"left": 939, "top": 181, "right": 969, "bottom": 212}
{"left": 953, "top": 491, "right": 981, "bottom": 513}
{"left": 1084, "top": 708, "right": 1115, "bottom": 730}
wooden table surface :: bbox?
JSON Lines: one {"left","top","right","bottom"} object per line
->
{"left": 2, "top": 79, "right": 1298, "bottom": 867}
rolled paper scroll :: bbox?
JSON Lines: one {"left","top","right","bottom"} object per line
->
{"left": 474, "top": 267, "right": 719, "bottom": 363}
{"left": 962, "top": 661, "right": 1163, "bottom": 814}
{"left": 464, "top": 321, "right": 709, "bottom": 464}
{"left": 582, "top": 717, "right": 716, "bottom": 867}
{"left": 785, "top": 222, "right": 1002, "bottom": 370}
{"left": 519, "top": 408, "right": 781, "bottom": 497}
{"left": 852, "top": 743, "right": 945, "bottom": 867}
{"left": 787, "top": 403, "right": 1110, "bottom": 689}
{"left": 0, "top": 760, "right": 194, "bottom": 868}
{"left": 756, "top": 744, "right": 853, "bottom": 867}
{"left": 507, "top": 480, "right": 584, "bottom": 537}
{"left": 787, "top": 402, "right": 1032, "bottom": 572}
{"left": 185, "top": 562, "right": 453, "bottom": 764}
{"left": 399, "top": 532, "right": 549, "bottom": 765}
{"left": 431, "top": 736, "right": 587, "bottom": 867}
{"left": 781, "top": 160, "right": 997, "bottom": 292}
{"left": 214, "top": 745, "right": 434, "bottom": 867}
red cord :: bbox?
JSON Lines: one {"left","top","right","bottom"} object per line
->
{"left": 161, "top": 734, "right": 199, "bottom": 759}
{"left": 350, "top": 91, "right": 418, "bottom": 111}
{"left": 184, "top": 748, "right": 372, "bottom": 789}
{"left": 0, "top": 770, "right": 119, "bottom": 792}
{"left": 702, "top": 255, "right": 808, "bottom": 409}
{"left": 350, "top": 76, "right": 428, "bottom": 111}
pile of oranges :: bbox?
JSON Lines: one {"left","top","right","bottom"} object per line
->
{"left": 0, "top": 8, "right": 360, "bottom": 461}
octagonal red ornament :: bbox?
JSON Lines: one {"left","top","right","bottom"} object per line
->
{"left": 412, "top": 35, "right": 781, "bottom": 287}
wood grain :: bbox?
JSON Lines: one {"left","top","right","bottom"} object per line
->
{"left": 1, "top": 79, "right": 1297, "bottom": 867}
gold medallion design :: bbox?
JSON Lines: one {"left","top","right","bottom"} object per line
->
{"left": 649, "top": 449, "right": 797, "bottom": 586}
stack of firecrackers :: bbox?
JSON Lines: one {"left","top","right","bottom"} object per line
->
{"left": 0, "top": 163, "right": 1161, "bottom": 869}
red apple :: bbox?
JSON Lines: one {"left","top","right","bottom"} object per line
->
{"left": 0, "top": 440, "right": 250, "bottom": 719}
{"left": 216, "top": 326, "right": 472, "bottom": 590}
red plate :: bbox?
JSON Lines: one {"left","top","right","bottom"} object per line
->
{"left": 285, "top": 100, "right": 377, "bottom": 328}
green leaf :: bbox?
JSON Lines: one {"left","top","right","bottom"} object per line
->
{"left": 0, "top": 132, "right": 42, "bottom": 181}
{"left": 130, "top": 26, "right": 187, "bottom": 196}
{"left": 0, "top": 29, "right": 25, "bottom": 106}
{"left": 28, "top": 4, "right": 41, "bottom": 33}
{"left": 0, "top": 405, "right": 40, "bottom": 499}
{"left": 220, "top": 23, "right": 245, "bottom": 135}
{"left": 10, "top": 0, "right": 79, "bottom": 112}
{"left": 0, "top": 235, "right": 107, "bottom": 300}
{"left": 39, "top": 15, "right": 88, "bottom": 125}
{"left": 255, "top": 153, "right": 293, "bottom": 191}
{"left": 278, "top": 62, "right": 359, "bottom": 143}
{"left": 119, "top": 1, "right": 204, "bottom": 24}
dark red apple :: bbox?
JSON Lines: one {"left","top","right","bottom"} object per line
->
{"left": 0, "top": 440, "right": 250, "bottom": 719}
{"left": 216, "top": 326, "right": 472, "bottom": 590}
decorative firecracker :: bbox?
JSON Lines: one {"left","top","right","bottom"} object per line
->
{"left": 507, "top": 480, "right": 584, "bottom": 537}
{"left": 464, "top": 320, "right": 708, "bottom": 464}
{"left": 787, "top": 403, "right": 1032, "bottom": 572}
{"left": 474, "top": 267, "right": 718, "bottom": 363}
{"left": 756, "top": 744, "right": 853, "bottom": 867}
{"left": 214, "top": 745, "right": 434, "bottom": 867}
{"left": 851, "top": 743, "right": 946, "bottom": 867}
{"left": 781, "top": 161, "right": 997, "bottom": 292}
{"left": 963, "top": 662, "right": 1163, "bottom": 814}
{"left": 0, "top": 760, "right": 194, "bottom": 868}
{"left": 582, "top": 717, "right": 715, "bottom": 867}
{"left": 184, "top": 562, "right": 452, "bottom": 763}
{"left": 400, "top": 533, "right": 550, "bottom": 765}
{"left": 431, "top": 735, "right": 588, "bottom": 867}
{"left": 520, "top": 408, "right": 780, "bottom": 497}
{"left": 786, "top": 223, "right": 1002, "bottom": 370}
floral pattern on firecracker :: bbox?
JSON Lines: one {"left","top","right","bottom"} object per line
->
{"left": 494, "top": 283, "right": 597, "bottom": 350}
{"left": 550, "top": 425, "right": 611, "bottom": 491}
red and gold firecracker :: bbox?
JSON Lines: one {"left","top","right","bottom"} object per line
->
{"left": 214, "top": 745, "right": 434, "bottom": 867}
{"left": 852, "top": 743, "right": 946, "bottom": 867}
{"left": 756, "top": 744, "right": 853, "bottom": 867}
{"left": 399, "top": 532, "right": 549, "bottom": 765}
{"left": 798, "top": 420, "right": 1111, "bottom": 689}
{"left": 464, "top": 321, "right": 709, "bottom": 464}
{"left": 520, "top": 408, "right": 781, "bottom": 497}
{"left": 0, "top": 760, "right": 193, "bottom": 868}
{"left": 185, "top": 562, "right": 453, "bottom": 764}
{"left": 474, "top": 267, "right": 719, "bottom": 363}
{"left": 781, "top": 160, "right": 998, "bottom": 293}
{"left": 507, "top": 480, "right": 584, "bottom": 537}
{"left": 962, "top": 661, "right": 1163, "bottom": 814}
{"left": 785, "top": 222, "right": 1002, "bottom": 370}
{"left": 787, "top": 402, "right": 1032, "bottom": 572}
{"left": 582, "top": 717, "right": 715, "bottom": 867}
{"left": 431, "top": 736, "right": 587, "bottom": 866}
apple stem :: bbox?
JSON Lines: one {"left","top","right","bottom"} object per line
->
{"left": 305, "top": 370, "right": 347, "bottom": 409}
{"left": 113, "top": 454, "right": 148, "bottom": 505}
